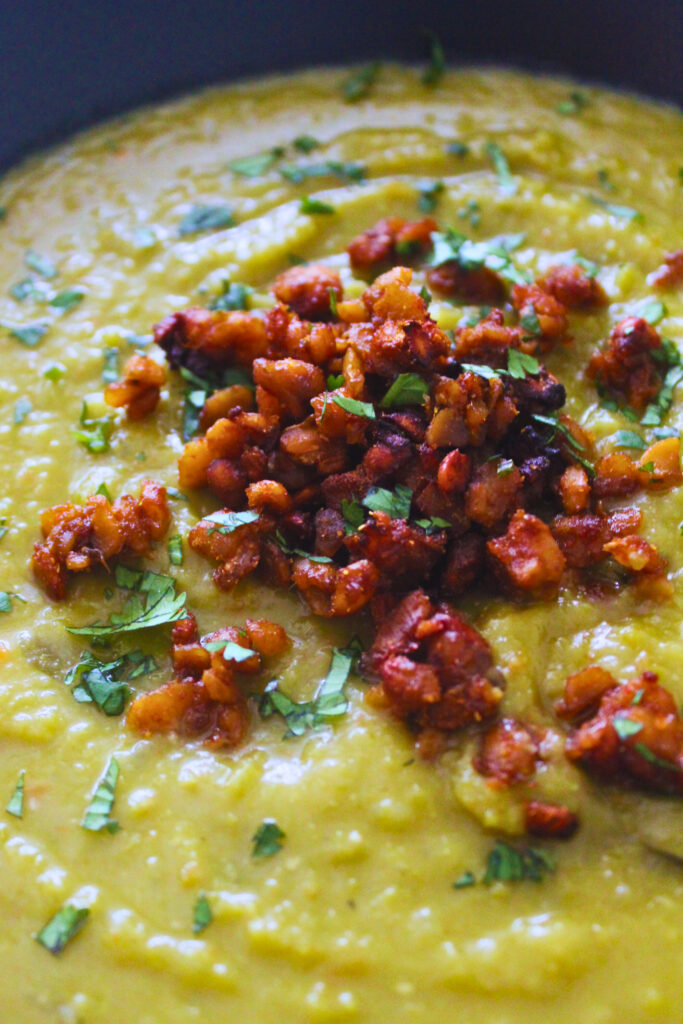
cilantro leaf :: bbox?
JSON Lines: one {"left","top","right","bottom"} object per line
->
{"left": 73, "top": 402, "right": 114, "bottom": 454}
{"left": 363, "top": 484, "right": 412, "bottom": 519}
{"left": 167, "top": 535, "right": 183, "bottom": 566}
{"left": 293, "top": 135, "right": 319, "bottom": 153}
{"left": 209, "top": 281, "right": 252, "bottom": 312}
{"left": 485, "top": 142, "right": 517, "bottom": 197}
{"left": 13, "top": 397, "right": 32, "bottom": 424}
{"left": 64, "top": 648, "right": 155, "bottom": 715}
{"left": 556, "top": 91, "right": 588, "bottom": 116}
{"left": 6, "top": 770, "right": 25, "bottom": 818}
{"left": 520, "top": 309, "right": 542, "bottom": 337}
{"left": 36, "top": 904, "right": 90, "bottom": 955}
{"left": 102, "top": 347, "right": 119, "bottom": 384}
{"left": 203, "top": 509, "right": 260, "bottom": 535}
{"left": 640, "top": 365, "right": 683, "bottom": 426}
{"left": 531, "top": 413, "right": 595, "bottom": 477}
{"left": 203, "top": 639, "right": 257, "bottom": 663}
{"left": 613, "top": 715, "right": 644, "bottom": 741}
{"left": 634, "top": 743, "right": 679, "bottom": 771}
{"left": 300, "top": 197, "right": 335, "bottom": 215}
{"left": 429, "top": 229, "right": 529, "bottom": 284}
{"left": 178, "top": 205, "right": 234, "bottom": 236}
{"left": 590, "top": 196, "right": 643, "bottom": 222}
{"left": 50, "top": 289, "right": 85, "bottom": 313}
{"left": 280, "top": 161, "right": 366, "bottom": 184}
{"left": 274, "top": 530, "right": 332, "bottom": 563}
{"left": 82, "top": 758, "right": 120, "bottom": 833}
{"left": 341, "top": 498, "right": 365, "bottom": 534}
{"left": 459, "top": 362, "right": 500, "bottom": 381}
{"left": 7, "top": 323, "right": 48, "bottom": 347}
{"left": 259, "top": 643, "right": 360, "bottom": 737}
{"left": 453, "top": 871, "right": 476, "bottom": 890}
{"left": 380, "top": 372, "right": 429, "bottom": 408}
{"left": 252, "top": 819, "right": 285, "bottom": 858}
{"left": 67, "top": 567, "right": 186, "bottom": 639}
{"left": 483, "top": 840, "right": 555, "bottom": 884}
{"left": 10, "top": 277, "right": 40, "bottom": 301}
{"left": 422, "top": 31, "right": 446, "bottom": 86}
{"left": 342, "top": 63, "right": 380, "bottom": 103}
{"left": 507, "top": 349, "right": 540, "bottom": 378}
{"left": 413, "top": 516, "right": 450, "bottom": 534}
{"left": 193, "top": 894, "right": 212, "bottom": 934}
{"left": 229, "top": 151, "right": 279, "bottom": 177}
{"left": 612, "top": 430, "right": 646, "bottom": 450}
{"left": 634, "top": 298, "right": 667, "bottom": 326}
{"left": 332, "top": 394, "right": 375, "bottom": 418}
{"left": 25, "top": 249, "right": 57, "bottom": 279}
{"left": 417, "top": 179, "right": 444, "bottom": 213}
{"left": 457, "top": 198, "right": 481, "bottom": 228}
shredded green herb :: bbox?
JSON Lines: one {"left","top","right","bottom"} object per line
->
{"left": 228, "top": 151, "right": 280, "bottom": 177}
{"left": 36, "top": 904, "right": 90, "bottom": 955}
{"left": 102, "top": 347, "right": 119, "bottom": 384}
{"left": 446, "top": 141, "right": 469, "bottom": 158}
{"left": 612, "top": 430, "right": 647, "bottom": 450}
{"left": 342, "top": 63, "right": 380, "bottom": 103}
{"left": 203, "top": 509, "right": 260, "bottom": 536}
{"left": 556, "top": 91, "right": 588, "bottom": 116}
{"left": 203, "top": 639, "right": 257, "bottom": 663}
{"left": 167, "top": 535, "right": 183, "bottom": 566}
{"left": 507, "top": 349, "right": 540, "bottom": 378}
{"left": 6, "top": 770, "right": 25, "bottom": 818}
{"left": 73, "top": 401, "right": 114, "bottom": 454}
{"left": 178, "top": 204, "right": 234, "bottom": 236}
{"left": 50, "top": 289, "right": 85, "bottom": 313}
{"left": 417, "top": 179, "right": 444, "bottom": 213}
{"left": 193, "top": 894, "right": 213, "bottom": 934}
{"left": 341, "top": 498, "right": 365, "bottom": 534}
{"left": 485, "top": 142, "right": 517, "bottom": 197}
{"left": 429, "top": 229, "right": 529, "bottom": 285}
{"left": 293, "top": 135, "right": 319, "bottom": 153}
{"left": 64, "top": 648, "right": 155, "bottom": 715}
{"left": 613, "top": 715, "right": 643, "bottom": 741}
{"left": 634, "top": 298, "right": 667, "bottom": 326}
{"left": 300, "top": 197, "right": 335, "bottom": 215}
{"left": 7, "top": 323, "right": 48, "bottom": 347}
{"left": 67, "top": 566, "right": 186, "bottom": 639}
{"left": 82, "top": 758, "right": 120, "bottom": 833}
{"left": 13, "top": 397, "right": 32, "bottom": 424}
{"left": 332, "top": 394, "right": 376, "bottom": 418}
{"left": 380, "top": 372, "right": 429, "bottom": 408}
{"left": 363, "top": 484, "right": 412, "bottom": 520}
{"left": 422, "top": 31, "right": 446, "bottom": 86}
{"left": 252, "top": 819, "right": 285, "bottom": 858}
{"left": 25, "top": 249, "right": 57, "bottom": 279}
{"left": 281, "top": 160, "right": 366, "bottom": 184}
{"left": 590, "top": 196, "right": 642, "bottom": 222}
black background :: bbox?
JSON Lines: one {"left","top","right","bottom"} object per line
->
{"left": 1, "top": 0, "right": 681, "bottom": 170}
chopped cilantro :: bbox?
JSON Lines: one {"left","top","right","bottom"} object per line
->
{"left": 341, "top": 498, "right": 365, "bottom": 534}
{"left": 300, "top": 197, "right": 335, "bottom": 215}
{"left": 293, "top": 135, "right": 319, "bottom": 153}
{"left": 485, "top": 142, "right": 517, "bottom": 197}
{"left": 573, "top": 254, "right": 599, "bottom": 277}
{"left": 96, "top": 482, "right": 112, "bottom": 500}
{"left": 10, "top": 278, "right": 39, "bottom": 301}
{"left": 634, "top": 298, "right": 667, "bottom": 326}
{"left": 328, "top": 287, "right": 339, "bottom": 318}
{"left": 0, "top": 593, "right": 13, "bottom": 613}
{"left": 597, "top": 168, "right": 616, "bottom": 192}
{"left": 274, "top": 530, "right": 332, "bottom": 564}
{"left": 73, "top": 402, "right": 113, "bottom": 454}
{"left": 380, "top": 372, "right": 429, "bottom": 408}
{"left": 419, "top": 284, "right": 432, "bottom": 304}
{"left": 453, "top": 871, "right": 476, "bottom": 890}
{"left": 484, "top": 840, "right": 555, "bottom": 883}
{"left": 590, "top": 196, "right": 643, "bottom": 222}
{"left": 532, "top": 413, "right": 595, "bottom": 477}
{"left": 178, "top": 204, "right": 234, "bottom": 236}
{"left": 332, "top": 394, "right": 376, "bottom": 418}
{"left": 260, "top": 642, "right": 361, "bottom": 737}
{"left": 457, "top": 199, "right": 481, "bottom": 228}
{"left": 6, "top": 770, "right": 25, "bottom": 818}
{"left": 422, "top": 31, "right": 446, "bottom": 86}
{"left": 429, "top": 229, "right": 529, "bottom": 285}
{"left": 65, "top": 648, "right": 155, "bottom": 715}
{"left": 459, "top": 362, "right": 500, "bottom": 381}
{"left": 8, "top": 323, "right": 48, "bottom": 347}
{"left": 640, "top": 364, "right": 683, "bottom": 426}
{"left": 634, "top": 743, "right": 679, "bottom": 771}
{"left": 202, "top": 509, "right": 260, "bottom": 536}
{"left": 507, "top": 349, "right": 540, "bottom": 378}
{"left": 167, "top": 535, "right": 183, "bottom": 566}
{"left": 414, "top": 516, "right": 450, "bottom": 534}
{"left": 496, "top": 458, "right": 516, "bottom": 477}
{"left": 43, "top": 363, "right": 65, "bottom": 382}
{"left": 613, "top": 715, "right": 643, "bottom": 741}
{"left": 363, "top": 483, "right": 412, "bottom": 519}
{"left": 167, "top": 487, "right": 188, "bottom": 501}
{"left": 228, "top": 151, "right": 280, "bottom": 176}
{"left": 281, "top": 160, "right": 366, "bottom": 184}
{"left": 342, "top": 63, "right": 380, "bottom": 103}
{"left": 209, "top": 280, "right": 252, "bottom": 312}
{"left": 252, "top": 819, "right": 285, "bottom": 858}
{"left": 13, "top": 397, "right": 32, "bottom": 424}
{"left": 67, "top": 566, "right": 186, "bottom": 639}
{"left": 82, "top": 758, "right": 120, "bottom": 833}
{"left": 613, "top": 430, "right": 646, "bottom": 450}
{"left": 520, "top": 309, "right": 542, "bottom": 337}
{"left": 193, "top": 894, "right": 213, "bottom": 934}
{"left": 203, "top": 639, "right": 256, "bottom": 663}
{"left": 102, "top": 347, "right": 119, "bottom": 384}
{"left": 556, "top": 91, "right": 588, "bottom": 116}
{"left": 25, "top": 249, "right": 57, "bottom": 279}
{"left": 327, "top": 373, "right": 345, "bottom": 390}
{"left": 640, "top": 461, "right": 655, "bottom": 474}
{"left": 50, "top": 289, "right": 85, "bottom": 313}
{"left": 36, "top": 904, "right": 90, "bottom": 955}
{"left": 446, "top": 141, "right": 469, "bottom": 158}
{"left": 417, "top": 179, "right": 444, "bottom": 213}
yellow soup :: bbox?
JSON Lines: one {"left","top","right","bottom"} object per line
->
{"left": 0, "top": 66, "right": 682, "bottom": 1024}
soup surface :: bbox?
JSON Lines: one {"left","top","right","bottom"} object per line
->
{"left": 0, "top": 65, "right": 682, "bottom": 1024}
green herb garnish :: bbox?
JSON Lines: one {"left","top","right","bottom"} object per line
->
{"left": 612, "top": 430, "right": 647, "bottom": 450}
{"left": 73, "top": 401, "right": 114, "bottom": 454}
{"left": 483, "top": 840, "right": 555, "bottom": 883}
{"left": 50, "top": 289, "right": 85, "bottom": 313}
{"left": 485, "top": 142, "right": 516, "bottom": 197}
{"left": 82, "top": 758, "right": 120, "bottom": 833}
{"left": 520, "top": 309, "right": 542, "bottom": 338}
{"left": 417, "top": 179, "right": 444, "bottom": 214}
{"left": 65, "top": 649, "right": 155, "bottom": 715}
{"left": 10, "top": 278, "right": 40, "bottom": 301}
{"left": 281, "top": 160, "right": 365, "bottom": 184}
{"left": 203, "top": 509, "right": 260, "bottom": 536}
{"left": 380, "top": 372, "right": 429, "bottom": 408}
{"left": 446, "top": 141, "right": 469, "bottom": 158}
{"left": 507, "top": 349, "right": 540, "bottom": 378}
{"left": 6, "top": 770, "right": 25, "bottom": 818}
{"left": 556, "top": 91, "right": 588, "bottom": 116}
{"left": 102, "top": 347, "right": 119, "bottom": 384}
{"left": 341, "top": 498, "right": 365, "bottom": 534}
{"left": 25, "top": 249, "right": 57, "bottom": 279}
{"left": 209, "top": 281, "right": 252, "bottom": 312}
{"left": 228, "top": 151, "right": 280, "bottom": 177}
{"left": 300, "top": 197, "right": 335, "bottom": 215}
{"left": 453, "top": 871, "right": 476, "bottom": 890}
{"left": 342, "top": 63, "right": 380, "bottom": 103}
{"left": 193, "top": 894, "right": 213, "bottom": 934}
{"left": 167, "top": 535, "right": 183, "bottom": 566}
{"left": 613, "top": 715, "right": 643, "bottom": 741}
{"left": 634, "top": 743, "right": 679, "bottom": 771}
{"left": 429, "top": 229, "right": 529, "bottom": 285}
{"left": 252, "top": 819, "right": 285, "bottom": 858}
{"left": 422, "top": 31, "right": 446, "bottom": 86}
{"left": 531, "top": 413, "right": 595, "bottom": 477}
{"left": 634, "top": 298, "right": 667, "bottom": 326}
{"left": 274, "top": 530, "right": 332, "bottom": 564}
{"left": 457, "top": 198, "right": 481, "bottom": 228}
{"left": 8, "top": 323, "right": 48, "bottom": 347}
{"left": 67, "top": 566, "right": 186, "bottom": 639}
{"left": 203, "top": 639, "right": 257, "bottom": 663}
{"left": 293, "top": 135, "right": 319, "bottom": 153}
{"left": 590, "top": 196, "right": 643, "bottom": 222}
{"left": 36, "top": 904, "right": 90, "bottom": 955}
{"left": 260, "top": 643, "right": 361, "bottom": 737}
{"left": 331, "top": 394, "right": 376, "bottom": 418}
{"left": 363, "top": 483, "right": 412, "bottom": 519}
{"left": 13, "top": 397, "right": 32, "bottom": 424}
{"left": 178, "top": 204, "right": 235, "bottom": 236}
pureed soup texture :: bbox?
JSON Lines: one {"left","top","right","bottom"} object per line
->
{"left": 0, "top": 62, "right": 682, "bottom": 1024}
